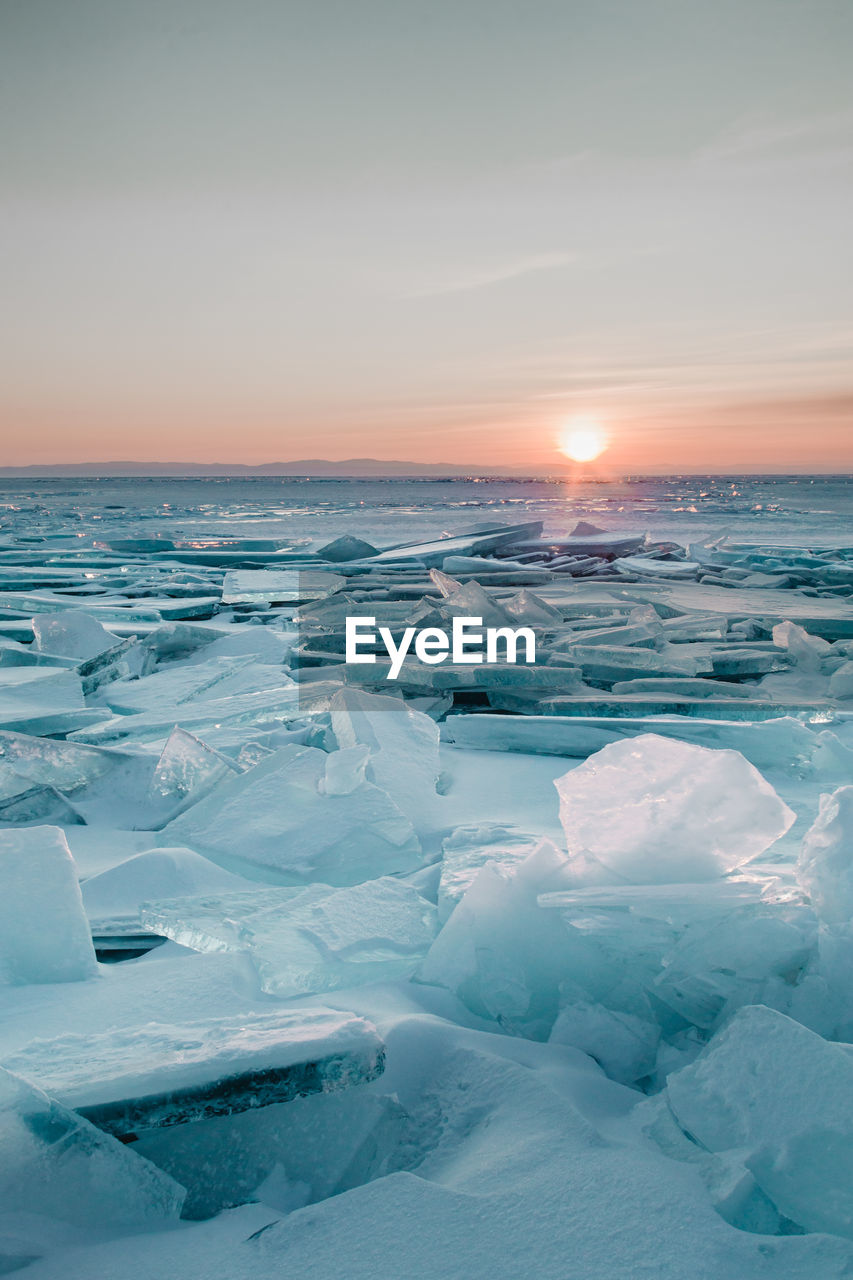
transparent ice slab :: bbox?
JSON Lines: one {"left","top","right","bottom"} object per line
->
{"left": 0, "top": 668, "right": 84, "bottom": 722}
{"left": 100, "top": 655, "right": 287, "bottom": 715}
{"left": 553, "top": 733, "right": 796, "bottom": 885}
{"left": 222, "top": 569, "right": 344, "bottom": 604}
{"left": 161, "top": 743, "right": 423, "bottom": 884}
{"left": 69, "top": 679, "right": 339, "bottom": 746}
{"left": 141, "top": 876, "right": 437, "bottom": 997}
{"left": 31, "top": 611, "right": 120, "bottom": 662}
{"left": 438, "top": 824, "right": 539, "bottom": 923}
{"left": 417, "top": 839, "right": 578, "bottom": 1037}
{"left": 330, "top": 688, "right": 440, "bottom": 835}
{"left": 441, "top": 713, "right": 826, "bottom": 771}
{"left": 0, "top": 730, "right": 135, "bottom": 792}
{"left": 0, "top": 826, "right": 98, "bottom": 986}
{"left": 370, "top": 521, "right": 544, "bottom": 566}
{"left": 796, "top": 786, "right": 853, "bottom": 924}
{"left": 143, "top": 726, "right": 242, "bottom": 825}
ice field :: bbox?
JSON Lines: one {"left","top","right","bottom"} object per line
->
{"left": 1, "top": 474, "right": 853, "bottom": 1278}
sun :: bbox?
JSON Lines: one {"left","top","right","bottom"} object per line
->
{"left": 559, "top": 422, "right": 608, "bottom": 463}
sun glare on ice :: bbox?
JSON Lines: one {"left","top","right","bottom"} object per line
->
{"left": 559, "top": 424, "right": 607, "bottom": 463}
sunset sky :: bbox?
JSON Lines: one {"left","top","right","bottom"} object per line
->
{"left": 1, "top": 0, "right": 851, "bottom": 472}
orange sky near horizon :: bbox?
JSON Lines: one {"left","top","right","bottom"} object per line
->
{"left": 4, "top": 389, "right": 851, "bottom": 474}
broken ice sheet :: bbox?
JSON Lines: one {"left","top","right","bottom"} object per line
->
{"left": 554, "top": 734, "right": 796, "bottom": 885}
{"left": 179, "top": 623, "right": 295, "bottom": 666}
{"left": 161, "top": 743, "right": 424, "bottom": 884}
{"left": 69, "top": 678, "right": 336, "bottom": 747}
{"left": 663, "top": 1005, "right": 853, "bottom": 1239}
{"left": 3, "top": 1010, "right": 385, "bottom": 1137}
{"left": 0, "top": 669, "right": 85, "bottom": 726}
{"left": 613, "top": 554, "right": 701, "bottom": 579}
{"left": 549, "top": 1001, "right": 659, "bottom": 1086}
{"left": 429, "top": 857, "right": 817, "bottom": 1053}
{"left": 31, "top": 610, "right": 120, "bottom": 662}
{"left": 144, "top": 726, "right": 241, "bottom": 825}
{"left": 81, "top": 846, "right": 251, "bottom": 930}
{"left": 100, "top": 654, "right": 295, "bottom": 715}
{"left": 549, "top": 605, "right": 663, "bottom": 650}
{"left": 141, "top": 877, "right": 437, "bottom": 997}
{"left": 135, "top": 1085, "right": 404, "bottom": 1221}
{"left": 0, "top": 826, "right": 98, "bottom": 985}
{"left": 534, "top": 879, "right": 786, "bottom": 1039}
{"left": 441, "top": 711, "right": 826, "bottom": 771}
{"left": 795, "top": 786, "right": 853, "bottom": 924}
{"left": 434, "top": 579, "right": 516, "bottom": 628}
{"left": 502, "top": 588, "right": 563, "bottom": 625}
{"left": 0, "top": 1067, "right": 185, "bottom": 1230}
{"left": 610, "top": 677, "right": 761, "bottom": 699}
{"left": 0, "top": 769, "right": 82, "bottom": 827}
{"left": 19, "top": 724, "right": 237, "bottom": 834}
{"left": 329, "top": 687, "right": 440, "bottom": 835}
{"left": 438, "top": 824, "right": 539, "bottom": 923}
{"left": 547, "top": 642, "right": 702, "bottom": 684}
{"left": 439, "top": 555, "right": 535, "bottom": 574}
{"left": 221, "top": 569, "right": 344, "bottom": 605}
{"left": 0, "top": 729, "right": 132, "bottom": 792}
{"left": 417, "top": 839, "right": 578, "bottom": 1037}
{"left": 371, "top": 520, "right": 543, "bottom": 566}
{"left": 772, "top": 621, "right": 833, "bottom": 672}
{"left": 142, "top": 885, "right": 305, "bottom": 952}
{"left": 650, "top": 899, "right": 817, "bottom": 1029}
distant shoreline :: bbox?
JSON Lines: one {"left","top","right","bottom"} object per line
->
{"left": 0, "top": 466, "right": 850, "bottom": 480}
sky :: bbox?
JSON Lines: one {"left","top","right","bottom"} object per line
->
{"left": 1, "top": 0, "right": 852, "bottom": 472}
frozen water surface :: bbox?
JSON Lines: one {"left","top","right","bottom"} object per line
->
{"left": 1, "top": 475, "right": 853, "bottom": 1276}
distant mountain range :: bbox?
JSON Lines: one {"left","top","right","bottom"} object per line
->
{"left": 0, "top": 458, "right": 531, "bottom": 478}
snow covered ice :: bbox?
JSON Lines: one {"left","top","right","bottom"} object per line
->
{"left": 0, "top": 1067, "right": 185, "bottom": 1231}
{"left": 2, "top": 475, "right": 853, "bottom": 1278}
{"left": 659, "top": 1005, "right": 853, "bottom": 1238}
{"left": 3, "top": 1009, "right": 385, "bottom": 1137}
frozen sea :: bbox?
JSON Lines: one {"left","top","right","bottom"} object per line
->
{"left": 1, "top": 472, "right": 851, "bottom": 547}
{"left": 2, "top": 471, "right": 853, "bottom": 1279}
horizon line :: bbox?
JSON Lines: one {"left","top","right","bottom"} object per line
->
{"left": 0, "top": 459, "right": 850, "bottom": 480}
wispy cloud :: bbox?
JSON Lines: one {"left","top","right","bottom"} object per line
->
{"left": 402, "top": 251, "right": 577, "bottom": 298}
{"left": 695, "top": 109, "right": 853, "bottom": 171}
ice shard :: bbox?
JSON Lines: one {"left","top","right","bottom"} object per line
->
{"left": 0, "top": 826, "right": 98, "bottom": 985}
{"left": 161, "top": 743, "right": 423, "bottom": 883}
{"left": 796, "top": 786, "right": 853, "bottom": 924}
{"left": 31, "top": 610, "right": 119, "bottom": 661}
{"left": 222, "top": 569, "right": 345, "bottom": 605}
{"left": 329, "top": 687, "right": 440, "bottom": 835}
{"left": 554, "top": 734, "right": 796, "bottom": 885}
{"left": 81, "top": 846, "right": 250, "bottom": 930}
